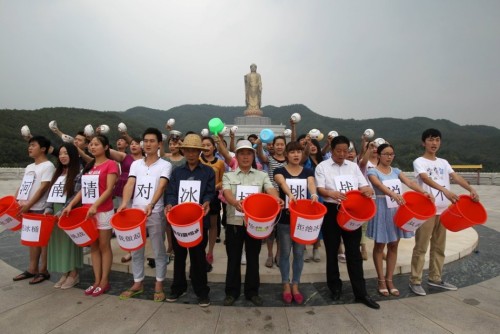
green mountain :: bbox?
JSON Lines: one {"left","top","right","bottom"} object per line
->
{"left": 1, "top": 105, "right": 499, "bottom": 171}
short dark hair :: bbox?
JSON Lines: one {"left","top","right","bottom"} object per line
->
{"left": 421, "top": 128, "right": 441, "bottom": 142}
{"left": 297, "top": 134, "right": 307, "bottom": 142}
{"left": 247, "top": 134, "right": 258, "bottom": 141}
{"left": 273, "top": 135, "right": 286, "bottom": 145}
{"left": 75, "top": 131, "right": 90, "bottom": 144}
{"left": 331, "top": 135, "right": 350, "bottom": 149}
{"left": 285, "top": 141, "right": 303, "bottom": 153}
{"left": 142, "top": 127, "right": 162, "bottom": 143}
{"left": 29, "top": 135, "right": 51, "bottom": 154}
{"left": 377, "top": 143, "right": 394, "bottom": 155}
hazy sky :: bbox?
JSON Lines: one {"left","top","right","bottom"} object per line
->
{"left": 1, "top": 0, "right": 499, "bottom": 127}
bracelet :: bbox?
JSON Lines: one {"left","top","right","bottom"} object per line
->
{"left": 311, "top": 194, "right": 318, "bottom": 198}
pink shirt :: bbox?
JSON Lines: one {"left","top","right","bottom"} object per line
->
{"left": 84, "top": 159, "right": 119, "bottom": 212}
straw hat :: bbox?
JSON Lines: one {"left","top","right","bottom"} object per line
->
{"left": 180, "top": 134, "right": 208, "bottom": 151}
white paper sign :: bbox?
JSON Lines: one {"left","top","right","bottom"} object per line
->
{"left": 82, "top": 175, "right": 100, "bottom": 204}
{"left": 178, "top": 180, "right": 201, "bottom": 204}
{"left": 285, "top": 179, "right": 307, "bottom": 209}
{"left": 430, "top": 184, "right": 451, "bottom": 209}
{"left": 0, "top": 214, "right": 21, "bottom": 229}
{"left": 64, "top": 226, "right": 91, "bottom": 245}
{"left": 245, "top": 217, "right": 275, "bottom": 239}
{"left": 47, "top": 176, "right": 67, "bottom": 204}
{"left": 401, "top": 217, "right": 426, "bottom": 232}
{"left": 133, "top": 175, "right": 156, "bottom": 206}
{"left": 235, "top": 185, "right": 259, "bottom": 216}
{"left": 171, "top": 221, "right": 202, "bottom": 244}
{"left": 21, "top": 218, "right": 41, "bottom": 242}
{"left": 382, "top": 179, "right": 402, "bottom": 209}
{"left": 115, "top": 226, "right": 144, "bottom": 250}
{"left": 342, "top": 219, "right": 365, "bottom": 231}
{"left": 17, "top": 174, "right": 35, "bottom": 201}
{"left": 333, "top": 175, "right": 356, "bottom": 194}
{"left": 292, "top": 216, "right": 323, "bottom": 241}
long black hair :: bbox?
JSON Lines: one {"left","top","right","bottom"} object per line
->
{"left": 50, "top": 143, "right": 81, "bottom": 198}
{"left": 83, "top": 134, "right": 111, "bottom": 174}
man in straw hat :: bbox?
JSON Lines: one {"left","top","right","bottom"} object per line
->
{"left": 164, "top": 134, "right": 215, "bottom": 307}
{"left": 221, "top": 139, "right": 283, "bottom": 306}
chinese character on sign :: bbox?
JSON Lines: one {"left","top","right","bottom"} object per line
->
{"left": 50, "top": 181, "right": 65, "bottom": 198}
{"left": 20, "top": 180, "right": 34, "bottom": 196}
{"left": 180, "top": 186, "right": 198, "bottom": 203}
{"left": 83, "top": 180, "right": 98, "bottom": 199}
{"left": 290, "top": 184, "right": 306, "bottom": 199}
{"left": 339, "top": 181, "right": 354, "bottom": 193}
{"left": 136, "top": 183, "right": 153, "bottom": 200}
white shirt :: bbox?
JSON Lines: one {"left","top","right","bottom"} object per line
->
{"left": 315, "top": 158, "right": 368, "bottom": 204}
{"left": 129, "top": 158, "right": 172, "bottom": 213}
{"left": 18, "top": 160, "right": 55, "bottom": 211}
{"left": 413, "top": 156, "right": 453, "bottom": 214}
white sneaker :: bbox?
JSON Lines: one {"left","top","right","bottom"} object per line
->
{"left": 304, "top": 249, "right": 311, "bottom": 262}
{"left": 241, "top": 252, "right": 246, "bottom": 265}
{"left": 428, "top": 280, "right": 458, "bottom": 291}
{"left": 313, "top": 248, "right": 321, "bottom": 262}
{"left": 118, "top": 122, "right": 127, "bottom": 133}
{"left": 21, "top": 125, "right": 31, "bottom": 138}
{"left": 409, "top": 283, "right": 427, "bottom": 296}
{"left": 49, "top": 120, "right": 58, "bottom": 132}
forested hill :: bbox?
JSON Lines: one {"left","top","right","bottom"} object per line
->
{"left": 1, "top": 104, "right": 499, "bottom": 171}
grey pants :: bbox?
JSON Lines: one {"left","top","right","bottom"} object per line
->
{"left": 131, "top": 212, "right": 168, "bottom": 282}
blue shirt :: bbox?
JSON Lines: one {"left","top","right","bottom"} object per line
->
{"left": 165, "top": 162, "right": 216, "bottom": 206}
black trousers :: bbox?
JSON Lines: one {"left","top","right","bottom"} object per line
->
{"left": 225, "top": 224, "right": 262, "bottom": 299}
{"left": 321, "top": 202, "right": 367, "bottom": 298}
{"left": 171, "top": 215, "right": 210, "bottom": 298}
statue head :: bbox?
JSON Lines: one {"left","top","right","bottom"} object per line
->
{"left": 250, "top": 64, "right": 257, "bottom": 72}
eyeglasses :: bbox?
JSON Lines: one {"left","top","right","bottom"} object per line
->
{"left": 380, "top": 153, "right": 395, "bottom": 157}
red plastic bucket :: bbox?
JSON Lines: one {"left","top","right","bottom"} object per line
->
{"left": 242, "top": 193, "right": 280, "bottom": 239}
{"left": 21, "top": 213, "right": 57, "bottom": 246}
{"left": 0, "top": 196, "right": 22, "bottom": 231}
{"left": 110, "top": 208, "right": 147, "bottom": 251}
{"left": 167, "top": 202, "right": 204, "bottom": 248}
{"left": 394, "top": 191, "right": 436, "bottom": 232}
{"left": 337, "top": 190, "right": 376, "bottom": 231}
{"left": 441, "top": 195, "right": 487, "bottom": 232}
{"left": 289, "top": 199, "right": 327, "bottom": 245}
{"left": 58, "top": 207, "right": 98, "bottom": 247}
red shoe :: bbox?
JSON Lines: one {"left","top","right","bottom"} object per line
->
{"left": 92, "top": 284, "right": 111, "bottom": 297}
{"left": 206, "top": 253, "right": 214, "bottom": 265}
{"left": 84, "top": 285, "right": 96, "bottom": 296}
{"left": 282, "top": 292, "right": 292, "bottom": 304}
{"left": 293, "top": 292, "right": 304, "bottom": 305}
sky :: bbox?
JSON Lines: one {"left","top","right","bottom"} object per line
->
{"left": 1, "top": 0, "right": 499, "bottom": 128}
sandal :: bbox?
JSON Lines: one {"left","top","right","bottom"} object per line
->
{"left": 154, "top": 290, "right": 166, "bottom": 302}
{"left": 265, "top": 256, "right": 273, "bottom": 268}
{"left": 29, "top": 272, "right": 50, "bottom": 285}
{"left": 377, "top": 279, "right": 389, "bottom": 296}
{"left": 13, "top": 271, "right": 36, "bottom": 281}
{"left": 119, "top": 288, "right": 144, "bottom": 300}
{"left": 386, "top": 279, "right": 400, "bottom": 296}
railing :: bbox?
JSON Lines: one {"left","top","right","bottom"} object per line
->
{"left": 451, "top": 164, "right": 483, "bottom": 185}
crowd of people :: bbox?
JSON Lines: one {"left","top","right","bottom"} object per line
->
{"left": 10, "top": 118, "right": 480, "bottom": 310}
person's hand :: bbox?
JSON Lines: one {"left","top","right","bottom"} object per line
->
{"left": 423, "top": 192, "right": 435, "bottom": 203}
{"left": 164, "top": 204, "right": 173, "bottom": 215}
{"left": 469, "top": 189, "right": 480, "bottom": 202}
{"left": 232, "top": 200, "right": 243, "bottom": 212}
{"left": 277, "top": 198, "right": 285, "bottom": 209}
{"left": 144, "top": 204, "right": 153, "bottom": 217}
{"left": 288, "top": 194, "right": 297, "bottom": 205}
{"left": 310, "top": 194, "right": 319, "bottom": 204}
{"left": 116, "top": 205, "right": 126, "bottom": 213}
{"left": 86, "top": 204, "right": 97, "bottom": 219}
{"left": 391, "top": 192, "right": 405, "bottom": 205}
{"left": 360, "top": 187, "right": 374, "bottom": 198}
{"left": 443, "top": 189, "right": 459, "bottom": 203}
{"left": 202, "top": 201, "right": 210, "bottom": 216}
{"left": 331, "top": 191, "right": 347, "bottom": 202}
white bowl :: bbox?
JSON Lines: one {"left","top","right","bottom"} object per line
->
{"left": 290, "top": 113, "right": 301, "bottom": 123}
{"left": 363, "top": 129, "right": 375, "bottom": 140}
{"left": 84, "top": 124, "right": 94, "bottom": 137}
{"left": 118, "top": 122, "right": 127, "bottom": 132}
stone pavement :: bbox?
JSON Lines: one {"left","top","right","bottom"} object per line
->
{"left": 0, "top": 182, "right": 499, "bottom": 332}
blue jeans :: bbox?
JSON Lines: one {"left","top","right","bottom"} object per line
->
{"left": 278, "top": 223, "right": 305, "bottom": 284}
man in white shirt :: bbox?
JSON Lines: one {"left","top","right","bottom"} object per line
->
{"left": 315, "top": 135, "right": 379, "bottom": 309}
{"left": 13, "top": 136, "right": 55, "bottom": 284}
{"left": 117, "top": 128, "right": 172, "bottom": 302}
{"left": 409, "top": 128, "right": 479, "bottom": 296}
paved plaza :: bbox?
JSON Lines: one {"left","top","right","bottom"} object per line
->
{"left": 1, "top": 177, "right": 499, "bottom": 333}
